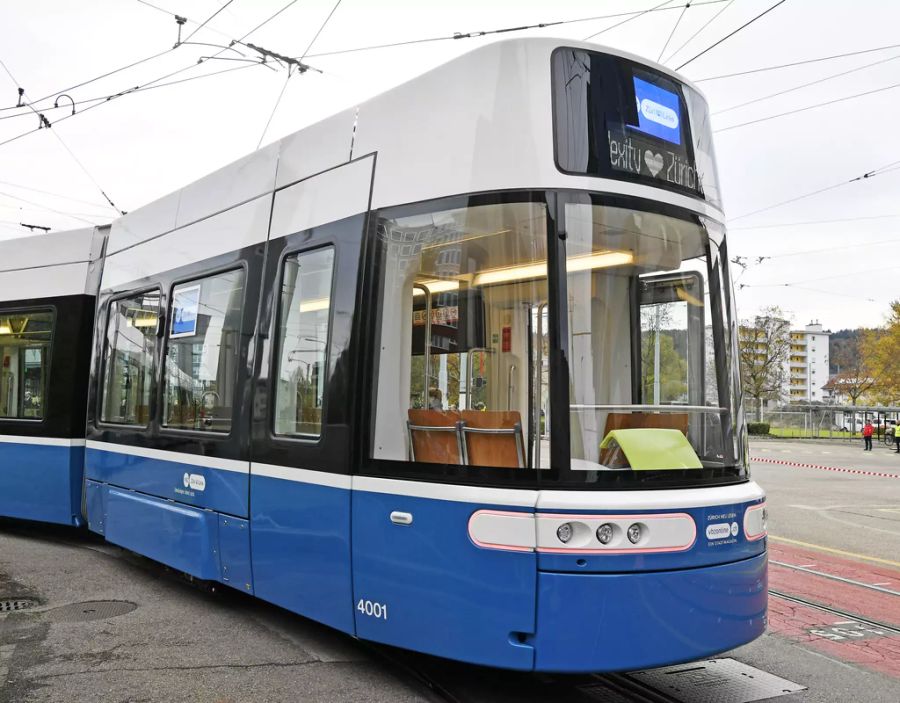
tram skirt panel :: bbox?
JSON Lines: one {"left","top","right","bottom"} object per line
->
{"left": 0, "top": 441, "right": 85, "bottom": 526}
{"left": 532, "top": 552, "right": 768, "bottom": 672}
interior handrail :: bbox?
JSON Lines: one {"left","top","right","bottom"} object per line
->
{"left": 570, "top": 404, "right": 727, "bottom": 414}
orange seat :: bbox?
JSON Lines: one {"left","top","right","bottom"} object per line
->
{"left": 460, "top": 410, "right": 525, "bottom": 468}
{"left": 407, "top": 409, "right": 464, "bottom": 464}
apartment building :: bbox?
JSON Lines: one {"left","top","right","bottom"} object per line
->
{"left": 784, "top": 322, "right": 831, "bottom": 403}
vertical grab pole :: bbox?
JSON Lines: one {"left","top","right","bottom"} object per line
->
{"left": 413, "top": 284, "right": 432, "bottom": 407}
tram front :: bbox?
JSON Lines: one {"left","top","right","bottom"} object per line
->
{"left": 355, "top": 40, "right": 765, "bottom": 673}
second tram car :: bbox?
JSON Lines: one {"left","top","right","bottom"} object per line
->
{"left": 4, "top": 38, "right": 767, "bottom": 672}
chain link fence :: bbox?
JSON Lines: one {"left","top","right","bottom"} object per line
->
{"left": 745, "top": 404, "right": 900, "bottom": 441}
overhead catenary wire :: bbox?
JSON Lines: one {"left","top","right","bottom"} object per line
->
{"left": 662, "top": 0, "right": 735, "bottom": 64}
{"left": 256, "top": 68, "right": 293, "bottom": 150}
{"left": 0, "top": 47, "right": 177, "bottom": 114}
{"left": 0, "top": 179, "right": 114, "bottom": 211}
{"left": 657, "top": 2, "right": 691, "bottom": 63}
{"left": 694, "top": 42, "right": 900, "bottom": 81}
{"left": 299, "top": 0, "right": 733, "bottom": 59}
{"left": 299, "top": 0, "right": 343, "bottom": 59}
{"left": 181, "top": 0, "right": 236, "bottom": 45}
{"left": 0, "top": 55, "right": 125, "bottom": 215}
{"left": 675, "top": 0, "right": 787, "bottom": 70}
{"left": 0, "top": 190, "right": 105, "bottom": 226}
{"left": 715, "top": 79, "right": 900, "bottom": 132}
{"left": 714, "top": 52, "right": 900, "bottom": 115}
{"left": 730, "top": 213, "right": 900, "bottom": 230}
{"left": 0, "top": 61, "right": 263, "bottom": 149}
{"left": 729, "top": 157, "right": 900, "bottom": 221}
{"left": 584, "top": 0, "right": 677, "bottom": 42}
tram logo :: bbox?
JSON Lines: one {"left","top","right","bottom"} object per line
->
{"left": 706, "top": 523, "right": 733, "bottom": 540}
{"left": 639, "top": 98, "right": 679, "bottom": 131}
{"left": 181, "top": 473, "right": 206, "bottom": 492}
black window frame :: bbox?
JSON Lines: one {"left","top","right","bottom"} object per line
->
{"left": 268, "top": 243, "right": 338, "bottom": 445}
{"left": 0, "top": 304, "right": 56, "bottom": 424}
{"left": 359, "top": 189, "right": 556, "bottom": 489}
{"left": 97, "top": 285, "right": 163, "bottom": 431}
{"left": 158, "top": 262, "right": 250, "bottom": 439}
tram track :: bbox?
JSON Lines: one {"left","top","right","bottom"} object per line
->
{"left": 770, "top": 559, "right": 900, "bottom": 597}
{"left": 768, "top": 590, "right": 900, "bottom": 636}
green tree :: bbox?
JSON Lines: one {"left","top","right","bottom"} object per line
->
{"left": 862, "top": 300, "right": 900, "bottom": 404}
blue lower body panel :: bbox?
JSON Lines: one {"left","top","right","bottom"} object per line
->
{"left": 352, "top": 490, "right": 536, "bottom": 670}
{"left": 104, "top": 487, "right": 221, "bottom": 580}
{"left": 251, "top": 475, "right": 353, "bottom": 634}
{"left": 533, "top": 552, "right": 768, "bottom": 672}
{"left": 0, "top": 442, "right": 84, "bottom": 526}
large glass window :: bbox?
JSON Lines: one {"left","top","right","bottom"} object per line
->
{"left": 564, "top": 200, "right": 739, "bottom": 475}
{"left": 101, "top": 291, "right": 160, "bottom": 426}
{"left": 0, "top": 309, "right": 53, "bottom": 420}
{"left": 274, "top": 248, "right": 335, "bottom": 437}
{"left": 372, "top": 200, "right": 550, "bottom": 470}
{"left": 163, "top": 270, "right": 245, "bottom": 433}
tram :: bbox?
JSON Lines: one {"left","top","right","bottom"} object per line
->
{"left": 4, "top": 38, "right": 767, "bottom": 672}
{"left": 0, "top": 226, "right": 106, "bottom": 525}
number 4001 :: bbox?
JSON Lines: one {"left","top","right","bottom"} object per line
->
{"left": 357, "top": 599, "right": 388, "bottom": 619}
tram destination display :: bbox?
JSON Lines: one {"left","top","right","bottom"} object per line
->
{"left": 552, "top": 48, "right": 717, "bottom": 205}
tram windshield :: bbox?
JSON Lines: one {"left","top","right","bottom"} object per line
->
{"left": 370, "top": 194, "right": 744, "bottom": 485}
{"left": 564, "top": 197, "right": 741, "bottom": 482}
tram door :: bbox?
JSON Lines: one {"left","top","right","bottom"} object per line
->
{"left": 354, "top": 199, "right": 552, "bottom": 669}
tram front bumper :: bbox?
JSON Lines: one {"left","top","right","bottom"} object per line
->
{"left": 532, "top": 552, "right": 767, "bottom": 673}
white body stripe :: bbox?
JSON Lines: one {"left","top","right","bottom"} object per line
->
{"left": 536, "top": 482, "right": 765, "bottom": 511}
{"left": 86, "top": 440, "right": 248, "bottom": 474}
{"left": 352, "top": 475, "right": 538, "bottom": 508}
{"left": 251, "top": 463, "right": 351, "bottom": 489}
{"left": 0, "top": 435, "right": 86, "bottom": 448}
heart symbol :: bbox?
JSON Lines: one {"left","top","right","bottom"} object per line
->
{"left": 644, "top": 150, "right": 664, "bottom": 177}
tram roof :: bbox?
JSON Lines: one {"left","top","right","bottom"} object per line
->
{"left": 0, "top": 226, "right": 107, "bottom": 301}
{"left": 106, "top": 37, "right": 720, "bottom": 265}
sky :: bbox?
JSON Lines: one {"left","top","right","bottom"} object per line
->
{"left": 1, "top": 0, "right": 898, "bottom": 331}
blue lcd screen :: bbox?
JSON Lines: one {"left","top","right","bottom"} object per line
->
{"left": 630, "top": 76, "right": 681, "bottom": 145}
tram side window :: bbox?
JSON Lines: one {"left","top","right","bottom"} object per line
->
{"left": 372, "top": 200, "right": 551, "bottom": 470}
{"left": 162, "top": 270, "right": 245, "bottom": 433}
{"left": 101, "top": 291, "right": 160, "bottom": 426}
{"left": 273, "top": 247, "right": 335, "bottom": 437}
{"left": 0, "top": 310, "right": 53, "bottom": 420}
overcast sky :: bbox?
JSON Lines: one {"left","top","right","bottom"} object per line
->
{"left": 1, "top": 0, "right": 897, "bottom": 330}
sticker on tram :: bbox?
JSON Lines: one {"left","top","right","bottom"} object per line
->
{"left": 705, "top": 512, "right": 739, "bottom": 545}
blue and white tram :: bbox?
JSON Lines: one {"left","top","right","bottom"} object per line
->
{"left": 13, "top": 38, "right": 767, "bottom": 672}
{"left": 0, "top": 226, "right": 107, "bottom": 525}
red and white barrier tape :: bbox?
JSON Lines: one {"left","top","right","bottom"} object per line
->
{"left": 750, "top": 456, "right": 900, "bottom": 479}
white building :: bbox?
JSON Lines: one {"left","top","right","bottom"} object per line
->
{"left": 784, "top": 322, "right": 830, "bottom": 403}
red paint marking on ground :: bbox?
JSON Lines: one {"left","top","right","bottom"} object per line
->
{"left": 750, "top": 455, "right": 900, "bottom": 479}
{"left": 768, "top": 596, "right": 900, "bottom": 679}
{"left": 770, "top": 543, "right": 900, "bottom": 593}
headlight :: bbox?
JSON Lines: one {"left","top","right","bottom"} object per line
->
{"left": 596, "top": 523, "right": 614, "bottom": 545}
{"left": 627, "top": 523, "right": 642, "bottom": 544}
{"left": 557, "top": 522, "right": 573, "bottom": 544}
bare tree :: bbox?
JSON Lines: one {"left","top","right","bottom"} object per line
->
{"left": 739, "top": 307, "right": 791, "bottom": 421}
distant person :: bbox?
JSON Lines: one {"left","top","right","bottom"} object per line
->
{"left": 895, "top": 422, "right": 900, "bottom": 453}
{"left": 427, "top": 387, "right": 443, "bottom": 411}
{"left": 862, "top": 421, "right": 874, "bottom": 451}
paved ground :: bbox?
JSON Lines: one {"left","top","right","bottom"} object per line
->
{"left": 1, "top": 438, "right": 899, "bottom": 702}
{"left": 0, "top": 522, "right": 429, "bottom": 703}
